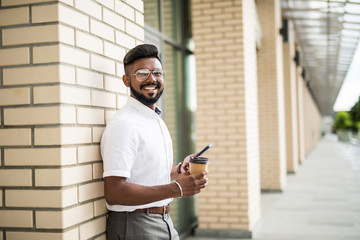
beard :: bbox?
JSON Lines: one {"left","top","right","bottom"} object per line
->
{"left": 129, "top": 80, "right": 164, "bottom": 106}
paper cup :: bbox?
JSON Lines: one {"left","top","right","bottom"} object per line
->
{"left": 189, "top": 156, "right": 209, "bottom": 175}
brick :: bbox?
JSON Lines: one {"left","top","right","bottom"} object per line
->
{"left": 78, "top": 145, "right": 101, "bottom": 163}
{"left": 58, "top": 4, "right": 89, "bottom": 31}
{"left": 93, "top": 163, "right": 103, "bottom": 179}
{"left": 115, "top": 31, "right": 136, "bottom": 49}
{"left": 79, "top": 181, "right": 104, "bottom": 202}
{"left": 6, "top": 188, "right": 77, "bottom": 208}
{"left": 6, "top": 229, "right": 80, "bottom": 240}
{"left": 125, "top": 20, "right": 144, "bottom": 40}
{"left": 115, "top": 1, "right": 134, "bottom": 20}
{"left": 95, "top": 0, "right": 114, "bottom": 9}
{"left": 103, "top": 8, "right": 125, "bottom": 30}
{"left": 32, "top": 3, "right": 58, "bottom": 23}
{"left": 60, "top": 0, "right": 74, "bottom": 6}
{"left": 2, "top": 25, "right": 58, "bottom": 46}
{"left": 1, "top": 0, "right": 53, "bottom": 6}
{"left": 92, "top": 90, "right": 116, "bottom": 108}
{"left": 91, "top": 54, "right": 116, "bottom": 75}
{"left": 4, "top": 106, "right": 76, "bottom": 125}
{"left": 3, "top": 65, "right": 59, "bottom": 85}
{"left": 33, "top": 85, "right": 60, "bottom": 104}
{"left": 125, "top": 0, "right": 143, "bottom": 12}
{"left": 90, "top": 18, "right": 115, "bottom": 42}
{"left": 0, "top": 47, "right": 29, "bottom": 66}
{"left": 59, "top": 24, "right": 75, "bottom": 45}
{"left": 117, "top": 94, "right": 127, "bottom": 109}
{"left": 76, "top": 68, "right": 103, "bottom": 89}
{"left": 94, "top": 199, "right": 106, "bottom": 216}
{"left": 36, "top": 202, "right": 93, "bottom": 228}
{"left": 33, "top": 44, "right": 59, "bottom": 63}
{"left": 36, "top": 165, "right": 92, "bottom": 187}
{"left": 104, "top": 75, "right": 126, "bottom": 93}
{"left": 116, "top": 62, "right": 125, "bottom": 77}
{"left": 135, "top": 10, "right": 144, "bottom": 26}
{"left": 34, "top": 85, "right": 91, "bottom": 105}
{"left": 79, "top": 216, "right": 106, "bottom": 240}
{"left": 77, "top": 107, "right": 104, "bottom": 125}
{"left": 92, "top": 127, "right": 104, "bottom": 143}
{"left": 94, "top": 234, "right": 106, "bottom": 240}
{"left": 60, "top": 44, "right": 90, "bottom": 68}
{"left": 104, "top": 41, "right": 126, "bottom": 60}
{"left": 0, "top": 7, "right": 29, "bottom": 26}
{"left": 75, "top": 0, "right": 102, "bottom": 19}
{"left": 59, "top": 65, "right": 76, "bottom": 84}
{"left": 0, "top": 169, "right": 32, "bottom": 186}
{"left": 76, "top": 30, "right": 103, "bottom": 54}
{"left": 7, "top": 232, "right": 62, "bottom": 240}
{"left": 0, "top": 210, "right": 32, "bottom": 228}
{"left": 0, "top": 128, "right": 31, "bottom": 146}
{"left": 35, "top": 126, "right": 91, "bottom": 145}
{"left": 105, "top": 110, "right": 116, "bottom": 124}
{"left": 59, "top": 85, "right": 91, "bottom": 105}
{"left": 0, "top": 191, "right": 2, "bottom": 206}
{"left": 0, "top": 88, "right": 30, "bottom": 106}
{"left": 5, "top": 147, "right": 76, "bottom": 166}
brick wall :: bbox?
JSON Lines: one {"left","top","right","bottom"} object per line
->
{"left": 296, "top": 66, "right": 306, "bottom": 164}
{"left": 257, "top": 0, "right": 287, "bottom": 190}
{"left": 191, "top": 0, "right": 261, "bottom": 235}
{"left": 0, "top": 0, "right": 142, "bottom": 239}
{"left": 283, "top": 20, "right": 299, "bottom": 173}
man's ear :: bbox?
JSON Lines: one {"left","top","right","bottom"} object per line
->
{"left": 123, "top": 75, "right": 130, "bottom": 87}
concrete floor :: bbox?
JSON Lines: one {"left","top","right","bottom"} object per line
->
{"left": 185, "top": 134, "right": 360, "bottom": 240}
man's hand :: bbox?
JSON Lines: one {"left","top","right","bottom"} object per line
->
{"left": 174, "top": 171, "right": 208, "bottom": 197}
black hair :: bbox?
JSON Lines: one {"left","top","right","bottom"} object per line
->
{"left": 123, "top": 44, "right": 161, "bottom": 73}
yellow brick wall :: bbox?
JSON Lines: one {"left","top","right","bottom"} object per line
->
{"left": 257, "top": 0, "right": 287, "bottom": 190}
{"left": 0, "top": 0, "right": 142, "bottom": 239}
{"left": 296, "top": 66, "right": 306, "bottom": 164}
{"left": 192, "top": 0, "right": 261, "bottom": 234}
{"left": 283, "top": 20, "right": 299, "bottom": 173}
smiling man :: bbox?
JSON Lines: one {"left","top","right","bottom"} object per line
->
{"left": 100, "top": 44, "right": 208, "bottom": 240}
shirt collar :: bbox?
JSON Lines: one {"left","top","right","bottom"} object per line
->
{"left": 127, "top": 97, "right": 162, "bottom": 117}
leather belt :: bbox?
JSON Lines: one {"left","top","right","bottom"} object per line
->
{"left": 134, "top": 205, "right": 170, "bottom": 215}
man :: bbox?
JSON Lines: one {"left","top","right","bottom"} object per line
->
{"left": 101, "top": 44, "right": 208, "bottom": 240}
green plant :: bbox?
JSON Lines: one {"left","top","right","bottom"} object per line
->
{"left": 350, "top": 97, "right": 360, "bottom": 133}
{"left": 333, "top": 111, "right": 352, "bottom": 131}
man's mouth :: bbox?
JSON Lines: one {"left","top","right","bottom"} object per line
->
{"left": 141, "top": 84, "right": 160, "bottom": 91}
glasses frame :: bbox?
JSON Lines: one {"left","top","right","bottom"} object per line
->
{"left": 127, "top": 68, "right": 165, "bottom": 82}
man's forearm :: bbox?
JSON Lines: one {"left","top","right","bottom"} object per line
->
{"left": 104, "top": 176, "right": 180, "bottom": 206}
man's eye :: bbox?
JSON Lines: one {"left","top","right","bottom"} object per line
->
{"left": 137, "top": 71, "right": 149, "bottom": 76}
{"left": 153, "top": 71, "right": 163, "bottom": 77}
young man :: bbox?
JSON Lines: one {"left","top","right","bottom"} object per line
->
{"left": 101, "top": 44, "right": 208, "bottom": 240}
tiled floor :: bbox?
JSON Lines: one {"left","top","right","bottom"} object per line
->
{"left": 185, "top": 134, "right": 360, "bottom": 240}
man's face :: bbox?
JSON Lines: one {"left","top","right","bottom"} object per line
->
{"left": 124, "top": 57, "right": 164, "bottom": 109}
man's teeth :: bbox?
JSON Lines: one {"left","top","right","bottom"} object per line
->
{"left": 143, "top": 86, "right": 156, "bottom": 90}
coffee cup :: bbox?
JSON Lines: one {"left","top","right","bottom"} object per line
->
{"left": 189, "top": 156, "right": 209, "bottom": 175}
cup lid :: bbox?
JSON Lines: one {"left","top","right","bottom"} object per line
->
{"left": 189, "top": 156, "right": 209, "bottom": 164}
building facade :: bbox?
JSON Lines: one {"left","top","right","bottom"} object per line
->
{"left": 0, "top": 0, "right": 321, "bottom": 239}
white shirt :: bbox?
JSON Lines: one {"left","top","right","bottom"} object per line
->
{"left": 101, "top": 97, "right": 174, "bottom": 212}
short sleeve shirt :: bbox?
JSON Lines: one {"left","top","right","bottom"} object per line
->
{"left": 101, "top": 97, "right": 174, "bottom": 212}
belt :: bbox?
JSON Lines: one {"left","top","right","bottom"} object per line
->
{"left": 134, "top": 205, "right": 170, "bottom": 215}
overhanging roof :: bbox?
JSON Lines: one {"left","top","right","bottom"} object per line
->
{"left": 282, "top": 0, "right": 360, "bottom": 115}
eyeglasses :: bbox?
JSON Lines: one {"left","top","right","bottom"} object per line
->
{"left": 128, "top": 68, "right": 165, "bottom": 82}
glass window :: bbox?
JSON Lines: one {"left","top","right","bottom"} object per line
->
{"left": 144, "top": 0, "right": 197, "bottom": 236}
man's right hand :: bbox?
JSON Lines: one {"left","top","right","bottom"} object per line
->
{"left": 174, "top": 171, "right": 208, "bottom": 197}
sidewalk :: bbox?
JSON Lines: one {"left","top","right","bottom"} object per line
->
{"left": 186, "top": 134, "right": 360, "bottom": 240}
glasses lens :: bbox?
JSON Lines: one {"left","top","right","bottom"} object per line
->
{"left": 135, "top": 69, "right": 150, "bottom": 81}
{"left": 153, "top": 70, "right": 164, "bottom": 80}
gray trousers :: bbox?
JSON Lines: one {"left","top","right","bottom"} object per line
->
{"left": 106, "top": 211, "right": 180, "bottom": 240}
